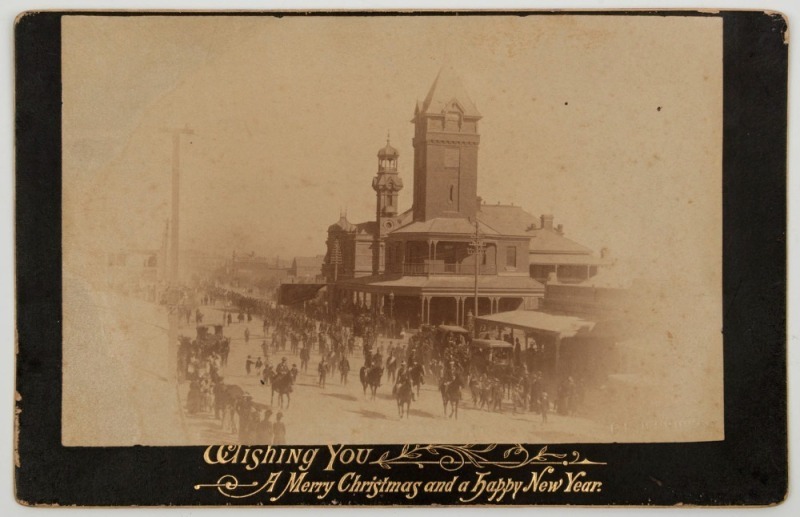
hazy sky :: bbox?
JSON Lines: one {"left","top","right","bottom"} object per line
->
{"left": 63, "top": 15, "right": 722, "bottom": 287}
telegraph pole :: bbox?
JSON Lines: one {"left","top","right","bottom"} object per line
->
{"left": 467, "top": 218, "right": 486, "bottom": 337}
{"left": 163, "top": 126, "right": 192, "bottom": 383}
{"left": 329, "top": 239, "right": 343, "bottom": 315}
{"left": 331, "top": 239, "right": 342, "bottom": 282}
{"left": 166, "top": 126, "right": 194, "bottom": 285}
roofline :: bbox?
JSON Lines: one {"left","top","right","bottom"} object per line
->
{"left": 387, "top": 230, "right": 530, "bottom": 239}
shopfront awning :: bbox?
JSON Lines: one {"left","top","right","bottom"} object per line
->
{"left": 476, "top": 310, "right": 595, "bottom": 339}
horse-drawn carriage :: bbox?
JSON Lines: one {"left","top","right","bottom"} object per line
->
{"left": 178, "top": 324, "right": 231, "bottom": 380}
{"left": 469, "top": 339, "right": 514, "bottom": 378}
{"left": 429, "top": 325, "right": 471, "bottom": 368}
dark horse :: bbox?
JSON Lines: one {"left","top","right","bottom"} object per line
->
{"left": 360, "top": 364, "right": 384, "bottom": 400}
{"left": 440, "top": 373, "right": 463, "bottom": 419}
{"left": 394, "top": 378, "right": 413, "bottom": 418}
{"left": 408, "top": 363, "right": 425, "bottom": 397}
{"left": 268, "top": 371, "right": 293, "bottom": 408}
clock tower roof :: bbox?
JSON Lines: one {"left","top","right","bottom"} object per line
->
{"left": 419, "top": 64, "right": 481, "bottom": 118}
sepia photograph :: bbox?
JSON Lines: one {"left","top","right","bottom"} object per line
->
{"left": 59, "top": 14, "right": 726, "bottom": 447}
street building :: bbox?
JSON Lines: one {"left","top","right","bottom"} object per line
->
{"left": 322, "top": 66, "right": 605, "bottom": 329}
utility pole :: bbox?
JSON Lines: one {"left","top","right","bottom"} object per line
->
{"left": 165, "top": 126, "right": 194, "bottom": 285}
{"left": 467, "top": 218, "right": 486, "bottom": 337}
{"left": 329, "top": 239, "right": 343, "bottom": 315}
{"left": 331, "top": 239, "right": 342, "bottom": 282}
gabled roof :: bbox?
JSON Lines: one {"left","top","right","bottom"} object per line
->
{"left": 478, "top": 203, "right": 594, "bottom": 254}
{"left": 418, "top": 65, "right": 481, "bottom": 118}
{"left": 527, "top": 228, "right": 592, "bottom": 255}
{"left": 477, "top": 204, "right": 538, "bottom": 237}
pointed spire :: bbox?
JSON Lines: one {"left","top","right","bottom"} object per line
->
{"left": 419, "top": 64, "right": 481, "bottom": 118}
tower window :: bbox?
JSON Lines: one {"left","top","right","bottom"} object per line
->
{"left": 449, "top": 185, "right": 454, "bottom": 203}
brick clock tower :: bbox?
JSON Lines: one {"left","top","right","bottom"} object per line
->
{"left": 412, "top": 65, "right": 482, "bottom": 222}
{"left": 372, "top": 136, "right": 403, "bottom": 273}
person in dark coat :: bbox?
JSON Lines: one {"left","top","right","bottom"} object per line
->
{"left": 339, "top": 355, "right": 350, "bottom": 385}
{"left": 187, "top": 380, "right": 203, "bottom": 414}
{"left": 540, "top": 391, "right": 549, "bottom": 424}
{"left": 318, "top": 358, "right": 329, "bottom": 388}
{"left": 256, "top": 410, "right": 274, "bottom": 444}
{"left": 273, "top": 412, "right": 286, "bottom": 445}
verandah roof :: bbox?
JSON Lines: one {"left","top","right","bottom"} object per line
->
{"left": 476, "top": 310, "right": 595, "bottom": 338}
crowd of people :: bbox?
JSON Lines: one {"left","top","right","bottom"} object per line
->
{"left": 175, "top": 284, "right": 588, "bottom": 442}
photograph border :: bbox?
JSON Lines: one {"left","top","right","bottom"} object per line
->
{"left": 14, "top": 10, "right": 787, "bottom": 506}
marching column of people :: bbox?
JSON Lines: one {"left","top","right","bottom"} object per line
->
{"left": 179, "top": 285, "right": 587, "bottom": 443}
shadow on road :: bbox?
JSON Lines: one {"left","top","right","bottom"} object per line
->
{"left": 323, "top": 392, "right": 358, "bottom": 402}
{"left": 408, "top": 408, "right": 437, "bottom": 419}
{"left": 348, "top": 409, "right": 387, "bottom": 420}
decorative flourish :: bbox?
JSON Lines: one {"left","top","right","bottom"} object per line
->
{"left": 372, "top": 444, "right": 605, "bottom": 471}
{"left": 194, "top": 475, "right": 272, "bottom": 499}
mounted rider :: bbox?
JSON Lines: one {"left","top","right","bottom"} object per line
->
{"left": 276, "top": 357, "right": 290, "bottom": 376}
{"left": 395, "top": 360, "right": 408, "bottom": 384}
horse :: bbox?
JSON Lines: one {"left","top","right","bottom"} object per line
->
{"left": 395, "top": 378, "right": 413, "bottom": 418}
{"left": 489, "top": 379, "right": 504, "bottom": 412}
{"left": 360, "top": 364, "right": 383, "bottom": 400}
{"left": 408, "top": 363, "right": 425, "bottom": 397}
{"left": 269, "top": 371, "right": 293, "bottom": 409}
{"left": 260, "top": 364, "right": 275, "bottom": 386}
{"left": 216, "top": 383, "right": 244, "bottom": 432}
{"left": 440, "top": 374, "right": 463, "bottom": 419}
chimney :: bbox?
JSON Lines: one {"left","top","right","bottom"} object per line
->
{"left": 600, "top": 247, "right": 610, "bottom": 259}
{"left": 556, "top": 224, "right": 564, "bottom": 235}
{"left": 540, "top": 214, "right": 554, "bottom": 231}
{"left": 476, "top": 196, "right": 483, "bottom": 206}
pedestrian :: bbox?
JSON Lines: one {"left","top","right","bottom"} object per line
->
{"left": 255, "top": 357, "right": 263, "bottom": 375}
{"left": 386, "top": 354, "right": 397, "bottom": 383}
{"left": 273, "top": 412, "right": 286, "bottom": 445}
{"left": 256, "top": 410, "right": 273, "bottom": 444}
{"left": 340, "top": 355, "right": 350, "bottom": 385}
{"left": 244, "top": 327, "right": 250, "bottom": 343}
{"left": 237, "top": 393, "right": 254, "bottom": 443}
{"left": 186, "top": 380, "right": 203, "bottom": 414}
{"left": 318, "top": 358, "right": 328, "bottom": 388}
{"left": 300, "top": 347, "right": 310, "bottom": 372}
{"left": 540, "top": 391, "right": 549, "bottom": 423}
{"left": 245, "top": 355, "right": 254, "bottom": 375}
{"left": 290, "top": 364, "right": 299, "bottom": 383}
